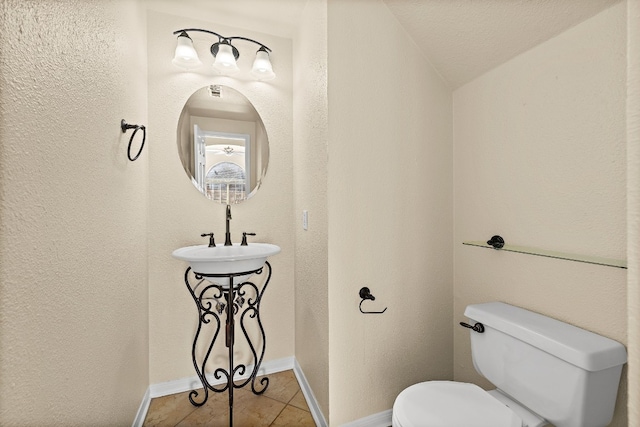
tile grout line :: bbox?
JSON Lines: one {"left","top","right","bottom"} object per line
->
{"left": 171, "top": 407, "right": 196, "bottom": 427}
{"left": 267, "top": 404, "right": 289, "bottom": 427}
{"left": 172, "top": 392, "right": 200, "bottom": 427}
{"left": 287, "top": 389, "right": 312, "bottom": 413}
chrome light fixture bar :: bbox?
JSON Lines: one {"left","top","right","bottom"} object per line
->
{"left": 172, "top": 29, "right": 275, "bottom": 81}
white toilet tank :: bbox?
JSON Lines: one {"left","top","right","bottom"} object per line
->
{"left": 464, "top": 302, "right": 627, "bottom": 427}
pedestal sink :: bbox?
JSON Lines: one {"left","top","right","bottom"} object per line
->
{"left": 172, "top": 243, "right": 281, "bottom": 287}
{"left": 173, "top": 241, "right": 281, "bottom": 425}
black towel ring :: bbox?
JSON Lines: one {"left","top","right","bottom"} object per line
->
{"left": 121, "top": 119, "right": 146, "bottom": 161}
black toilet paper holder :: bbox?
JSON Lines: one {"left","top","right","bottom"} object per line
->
{"left": 359, "top": 287, "right": 387, "bottom": 314}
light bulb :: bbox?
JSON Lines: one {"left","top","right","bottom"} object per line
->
{"left": 213, "top": 42, "right": 239, "bottom": 75}
{"left": 251, "top": 48, "right": 275, "bottom": 81}
{"left": 172, "top": 32, "right": 201, "bottom": 69}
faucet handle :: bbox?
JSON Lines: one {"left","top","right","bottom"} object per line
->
{"left": 201, "top": 232, "right": 216, "bottom": 247}
{"left": 241, "top": 232, "right": 256, "bottom": 246}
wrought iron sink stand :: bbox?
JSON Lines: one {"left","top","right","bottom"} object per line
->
{"left": 183, "top": 262, "right": 272, "bottom": 427}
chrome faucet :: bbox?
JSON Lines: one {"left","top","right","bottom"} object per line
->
{"left": 224, "top": 204, "right": 233, "bottom": 246}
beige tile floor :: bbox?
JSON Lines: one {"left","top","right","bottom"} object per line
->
{"left": 143, "top": 370, "right": 316, "bottom": 427}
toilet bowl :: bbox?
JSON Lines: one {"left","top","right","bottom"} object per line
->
{"left": 392, "top": 381, "right": 546, "bottom": 427}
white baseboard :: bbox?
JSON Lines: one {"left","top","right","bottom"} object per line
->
{"left": 149, "top": 356, "right": 295, "bottom": 398}
{"left": 340, "top": 409, "right": 393, "bottom": 427}
{"left": 293, "top": 358, "right": 328, "bottom": 427}
{"left": 132, "top": 387, "right": 151, "bottom": 427}
{"left": 132, "top": 356, "right": 299, "bottom": 427}
{"left": 133, "top": 356, "right": 389, "bottom": 427}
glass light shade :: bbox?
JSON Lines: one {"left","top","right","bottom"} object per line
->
{"left": 251, "top": 49, "right": 275, "bottom": 81}
{"left": 172, "top": 34, "right": 201, "bottom": 69}
{"left": 213, "top": 43, "right": 239, "bottom": 74}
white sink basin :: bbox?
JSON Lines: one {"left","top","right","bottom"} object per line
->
{"left": 172, "top": 243, "right": 281, "bottom": 287}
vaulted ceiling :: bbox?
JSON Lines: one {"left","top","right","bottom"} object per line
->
{"left": 382, "top": 0, "right": 620, "bottom": 88}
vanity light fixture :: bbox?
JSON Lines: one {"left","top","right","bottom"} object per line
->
{"left": 172, "top": 29, "right": 276, "bottom": 81}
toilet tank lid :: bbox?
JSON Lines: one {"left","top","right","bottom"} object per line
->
{"left": 464, "top": 302, "right": 627, "bottom": 372}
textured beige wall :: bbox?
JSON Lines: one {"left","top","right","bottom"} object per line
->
{"left": 327, "top": 0, "right": 454, "bottom": 424}
{"left": 453, "top": 3, "right": 628, "bottom": 425}
{"left": 1, "top": 2, "right": 633, "bottom": 425}
{"left": 293, "top": 0, "right": 330, "bottom": 420}
{"left": 146, "top": 10, "right": 295, "bottom": 384}
{"left": 0, "top": 0, "right": 149, "bottom": 425}
{"left": 628, "top": 0, "right": 640, "bottom": 424}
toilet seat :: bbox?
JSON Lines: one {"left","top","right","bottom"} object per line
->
{"left": 392, "top": 381, "right": 523, "bottom": 427}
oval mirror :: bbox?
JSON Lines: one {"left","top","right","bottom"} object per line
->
{"left": 177, "top": 85, "right": 269, "bottom": 204}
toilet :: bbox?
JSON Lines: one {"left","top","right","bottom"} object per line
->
{"left": 392, "top": 302, "right": 627, "bottom": 427}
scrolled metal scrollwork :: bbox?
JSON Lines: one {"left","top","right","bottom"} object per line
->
{"left": 188, "top": 388, "right": 207, "bottom": 407}
{"left": 182, "top": 262, "right": 273, "bottom": 421}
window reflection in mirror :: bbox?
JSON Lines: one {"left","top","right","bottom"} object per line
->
{"left": 176, "top": 85, "right": 269, "bottom": 204}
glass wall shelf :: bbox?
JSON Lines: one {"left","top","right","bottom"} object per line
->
{"left": 462, "top": 241, "right": 627, "bottom": 269}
